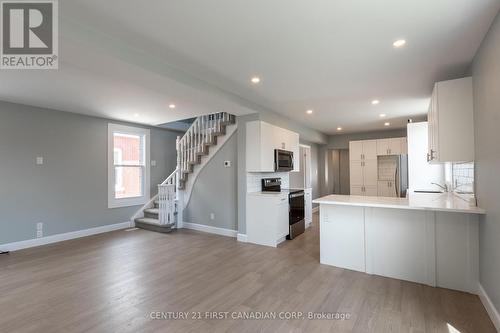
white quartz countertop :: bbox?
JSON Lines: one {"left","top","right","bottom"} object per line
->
{"left": 313, "top": 192, "right": 485, "bottom": 214}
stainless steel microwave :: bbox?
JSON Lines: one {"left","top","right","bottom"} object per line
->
{"left": 274, "top": 149, "right": 294, "bottom": 172}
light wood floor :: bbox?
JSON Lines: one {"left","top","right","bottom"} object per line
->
{"left": 0, "top": 213, "right": 495, "bottom": 333}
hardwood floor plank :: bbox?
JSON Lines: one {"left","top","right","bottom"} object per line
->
{"left": 0, "top": 213, "right": 495, "bottom": 333}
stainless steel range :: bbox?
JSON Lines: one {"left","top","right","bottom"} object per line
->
{"left": 261, "top": 178, "right": 305, "bottom": 240}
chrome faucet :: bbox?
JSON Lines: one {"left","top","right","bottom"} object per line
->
{"left": 431, "top": 182, "right": 448, "bottom": 192}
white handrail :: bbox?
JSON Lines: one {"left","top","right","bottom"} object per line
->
{"left": 132, "top": 112, "right": 233, "bottom": 227}
{"left": 176, "top": 112, "right": 232, "bottom": 185}
{"left": 130, "top": 167, "right": 178, "bottom": 224}
{"left": 158, "top": 183, "right": 176, "bottom": 225}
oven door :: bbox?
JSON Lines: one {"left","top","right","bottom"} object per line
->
{"left": 289, "top": 192, "right": 305, "bottom": 225}
{"left": 274, "top": 149, "right": 294, "bottom": 172}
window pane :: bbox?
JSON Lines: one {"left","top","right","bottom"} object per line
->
{"left": 113, "top": 133, "right": 143, "bottom": 165}
{"left": 114, "top": 166, "right": 143, "bottom": 199}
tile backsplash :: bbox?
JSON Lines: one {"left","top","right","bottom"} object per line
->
{"left": 452, "top": 162, "right": 474, "bottom": 193}
{"left": 247, "top": 172, "right": 290, "bottom": 192}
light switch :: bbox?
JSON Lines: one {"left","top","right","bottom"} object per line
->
{"left": 151, "top": 160, "right": 157, "bottom": 167}
{"left": 36, "top": 157, "right": 44, "bottom": 165}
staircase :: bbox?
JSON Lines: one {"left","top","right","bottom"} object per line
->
{"left": 132, "top": 112, "right": 236, "bottom": 233}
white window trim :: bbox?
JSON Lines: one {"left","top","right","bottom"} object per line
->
{"left": 108, "top": 123, "right": 150, "bottom": 208}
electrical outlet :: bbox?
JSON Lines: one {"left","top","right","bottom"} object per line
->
{"left": 151, "top": 160, "right": 157, "bottom": 167}
{"left": 36, "top": 230, "right": 43, "bottom": 238}
{"left": 210, "top": 213, "right": 215, "bottom": 220}
{"left": 36, "top": 222, "right": 43, "bottom": 231}
{"left": 36, "top": 156, "right": 44, "bottom": 165}
{"left": 224, "top": 160, "right": 232, "bottom": 168}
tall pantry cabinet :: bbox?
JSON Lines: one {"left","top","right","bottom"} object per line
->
{"left": 349, "top": 140, "right": 378, "bottom": 196}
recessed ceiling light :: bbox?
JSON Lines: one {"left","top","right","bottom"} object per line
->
{"left": 393, "top": 39, "right": 406, "bottom": 48}
{"left": 371, "top": 99, "right": 380, "bottom": 105}
{"left": 337, "top": 127, "right": 342, "bottom": 131}
{"left": 379, "top": 113, "right": 386, "bottom": 118}
{"left": 306, "top": 109, "right": 313, "bottom": 114}
{"left": 169, "top": 104, "right": 176, "bottom": 109}
{"left": 133, "top": 113, "right": 139, "bottom": 117}
{"left": 251, "top": 77, "right": 261, "bottom": 84}
{"left": 384, "top": 122, "right": 391, "bottom": 126}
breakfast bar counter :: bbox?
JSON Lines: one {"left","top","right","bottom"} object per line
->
{"left": 313, "top": 193, "right": 485, "bottom": 294}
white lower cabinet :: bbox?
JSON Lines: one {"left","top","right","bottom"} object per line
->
{"left": 351, "top": 185, "right": 377, "bottom": 196}
{"left": 320, "top": 205, "right": 366, "bottom": 272}
{"left": 377, "top": 181, "right": 397, "bottom": 197}
{"left": 247, "top": 193, "right": 289, "bottom": 247}
{"left": 363, "top": 186, "right": 378, "bottom": 196}
{"left": 349, "top": 159, "right": 377, "bottom": 196}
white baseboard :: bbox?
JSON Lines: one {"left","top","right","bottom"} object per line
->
{"left": 182, "top": 222, "right": 237, "bottom": 238}
{"left": 312, "top": 206, "right": 319, "bottom": 213}
{"left": 237, "top": 233, "right": 248, "bottom": 242}
{"left": 478, "top": 283, "right": 500, "bottom": 332}
{"left": 0, "top": 221, "right": 132, "bottom": 252}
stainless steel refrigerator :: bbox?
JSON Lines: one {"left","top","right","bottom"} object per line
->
{"left": 377, "top": 155, "right": 408, "bottom": 197}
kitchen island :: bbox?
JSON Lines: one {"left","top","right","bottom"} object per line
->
{"left": 313, "top": 192, "right": 485, "bottom": 294}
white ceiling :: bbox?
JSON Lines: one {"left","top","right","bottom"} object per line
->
{"left": 1, "top": 0, "right": 499, "bottom": 134}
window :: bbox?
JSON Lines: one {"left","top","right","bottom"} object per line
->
{"left": 108, "top": 124, "right": 150, "bottom": 208}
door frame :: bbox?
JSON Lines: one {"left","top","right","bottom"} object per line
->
{"left": 299, "top": 144, "right": 312, "bottom": 189}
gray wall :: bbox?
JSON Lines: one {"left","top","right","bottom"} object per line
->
{"left": 326, "top": 128, "right": 407, "bottom": 150}
{"left": 472, "top": 11, "right": 500, "bottom": 313}
{"left": 184, "top": 133, "right": 238, "bottom": 230}
{"left": 0, "top": 101, "right": 179, "bottom": 245}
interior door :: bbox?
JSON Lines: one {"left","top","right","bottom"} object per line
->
{"left": 339, "top": 150, "right": 350, "bottom": 195}
{"left": 303, "top": 146, "right": 311, "bottom": 188}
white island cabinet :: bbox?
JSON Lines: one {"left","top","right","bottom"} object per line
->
{"left": 314, "top": 193, "right": 485, "bottom": 294}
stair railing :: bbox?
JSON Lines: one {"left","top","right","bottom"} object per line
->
{"left": 157, "top": 168, "right": 178, "bottom": 226}
{"left": 176, "top": 112, "right": 231, "bottom": 185}
{"left": 151, "top": 112, "right": 232, "bottom": 228}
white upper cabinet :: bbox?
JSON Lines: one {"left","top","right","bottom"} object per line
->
{"left": 349, "top": 141, "right": 364, "bottom": 161}
{"left": 349, "top": 140, "right": 377, "bottom": 161}
{"left": 428, "top": 77, "right": 474, "bottom": 163}
{"left": 377, "top": 137, "right": 406, "bottom": 156}
{"left": 246, "top": 120, "right": 300, "bottom": 172}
